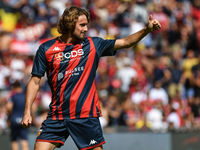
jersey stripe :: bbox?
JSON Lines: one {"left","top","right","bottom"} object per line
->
{"left": 80, "top": 80, "right": 96, "bottom": 118}
{"left": 58, "top": 44, "right": 82, "bottom": 120}
{"left": 94, "top": 90, "right": 101, "bottom": 117}
{"left": 75, "top": 54, "right": 98, "bottom": 118}
{"left": 69, "top": 37, "right": 96, "bottom": 119}
{"left": 55, "top": 44, "right": 74, "bottom": 120}
{"left": 61, "top": 47, "right": 89, "bottom": 119}
{"left": 45, "top": 40, "right": 61, "bottom": 120}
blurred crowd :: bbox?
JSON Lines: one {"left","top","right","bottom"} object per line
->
{"left": 1, "top": 0, "right": 200, "bottom": 133}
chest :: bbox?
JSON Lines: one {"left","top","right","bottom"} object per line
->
{"left": 45, "top": 43, "right": 95, "bottom": 68}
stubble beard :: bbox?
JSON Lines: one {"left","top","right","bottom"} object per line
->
{"left": 72, "top": 32, "right": 85, "bottom": 42}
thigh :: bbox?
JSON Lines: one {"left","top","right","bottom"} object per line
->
{"left": 88, "top": 145, "right": 103, "bottom": 150}
{"left": 36, "top": 120, "right": 69, "bottom": 148}
{"left": 11, "top": 141, "right": 18, "bottom": 150}
{"left": 20, "top": 139, "right": 29, "bottom": 150}
{"left": 67, "top": 117, "right": 105, "bottom": 150}
{"left": 34, "top": 141, "right": 59, "bottom": 150}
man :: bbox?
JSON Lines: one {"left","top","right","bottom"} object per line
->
{"left": 6, "top": 81, "right": 29, "bottom": 150}
{"left": 21, "top": 6, "right": 161, "bottom": 150}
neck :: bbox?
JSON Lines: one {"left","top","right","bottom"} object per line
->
{"left": 60, "top": 34, "right": 81, "bottom": 45}
{"left": 13, "top": 87, "right": 22, "bottom": 93}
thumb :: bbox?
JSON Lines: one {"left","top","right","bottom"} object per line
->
{"left": 147, "top": 14, "right": 153, "bottom": 30}
{"left": 149, "top": 14, "right": 153, "bottom": 21}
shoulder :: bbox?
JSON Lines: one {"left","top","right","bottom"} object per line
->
{"left": 86, "top": 37, "right": 104, "bottom": 42}
{"left": 10, "top": 93, "right": 18, "bottom": 101}
{"left": 39, "top": 38, "right": 57, "bottom": 51}
{"left": 12, "top": 92, "right": 24, "bottom": 98}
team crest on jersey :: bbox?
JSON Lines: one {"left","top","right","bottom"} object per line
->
{"left": 55, "top": 52, "right": 64, "bottom": 60}
{"left": 37, "top": 129, "right": 42, "bottom": 137}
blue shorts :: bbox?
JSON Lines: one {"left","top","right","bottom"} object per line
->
{"left": 36, "top": 117, "right": 105, "bottom": 150}
{"left": 11, "top": 125, "right": 28, "bottom": 141}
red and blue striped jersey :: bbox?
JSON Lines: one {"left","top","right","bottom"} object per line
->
{"left": 32, "top": 37, "right": 116, "bottom": 120}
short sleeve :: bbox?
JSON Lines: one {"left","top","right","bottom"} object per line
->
{"left": 92, "top": 37, "right": 116, "bottom": 57}
{"left": 31, "top": 44, "right": 47, "bottom": 77}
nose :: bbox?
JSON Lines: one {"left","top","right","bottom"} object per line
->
{"left": 84, "top": 25, "right": 88, "bottom": 32}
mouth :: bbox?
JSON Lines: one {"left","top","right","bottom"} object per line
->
{"left": 81, "top": 33, "right": 86, "bottom": 37}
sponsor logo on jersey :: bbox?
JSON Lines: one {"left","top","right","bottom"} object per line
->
{"left": 58, "top": 73, "right": 64, "bottom": 81}
{"left": 55, "top": 49, "right": 84, "bottom": 61}
{"left": 65, "top": 66, "right": 84, "bottom": 78}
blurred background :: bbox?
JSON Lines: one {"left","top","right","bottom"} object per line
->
{"left": 1, "top": 0, "right": 200, "bottom": 149}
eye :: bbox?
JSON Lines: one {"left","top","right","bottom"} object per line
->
{"left": 80, "top": 24, "right": 86, "bottom": 27}
{"left": 80, "top": 23, "right": 88, "bottom": 27}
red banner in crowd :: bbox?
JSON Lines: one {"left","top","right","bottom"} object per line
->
{"left": 13, "top": 22, "right": 47, "bottom": 42}
{"left": 9, "top": 22, "right": 50, "bottom": 55}
{"left": 10, "top": 37, "right": 53, "bottom": 55}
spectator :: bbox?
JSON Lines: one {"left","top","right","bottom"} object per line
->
{"left": 190, "top": 97, "right": 200, "bottom": 128}
{"left": 166, "top": 101, "right": 182, "bottom": 130}
{"left": 119, "top": 97, "right": 145, "bottom": 130}
{"left": 149, "top": 80, "right": 169, "bottom": 106}
{"left": 114, "top": 0, "right": 132, "bottom": 38}
{"left": 169, "top": 60, "right": 183, "bottom": 98}
{"left": 131, "top": 84, "right": 147, "bottom": 104}
{"left": 6, "top": 81, "right": 29, "bottom": 150}
{"left": 96, "top": 59, "right": 110, "bottom": 92}
{"left": 131, "top": 0, "right": 148, "bottom": 24}
{"left": 34, "top": 91, "right": 51, "bottom": 128}
{"left": 105, "top": 94, "right": 122, "bottom": 126}
{"left": 191, "top": 53, "right": 200, "bottom": 98}
{"left": 181, "top": 49, "right": 198, "bottom": 99}
{"left": 146, "top": 107, "right": 168, "bottom": 131}
{"left": 116, "top": 57, "right": 138, "bottom": 103}
{"left": 9, "top": 54, "right": 26, "bottom": 83}
{"left": 0, "top": 99, "right": 7, "bottom": 133}
{"left": 0, "top": 62, "right": 10, "bottom": 91}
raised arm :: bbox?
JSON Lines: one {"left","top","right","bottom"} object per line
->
{"left": 21, "top": 75, "right": 41, "bottom": 129}
{"left": 113, "top": 15, "right": 161, "bottom": 51}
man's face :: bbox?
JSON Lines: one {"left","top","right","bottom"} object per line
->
{"left": 72, "top": 15, "right": 88, "bottom": 40}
